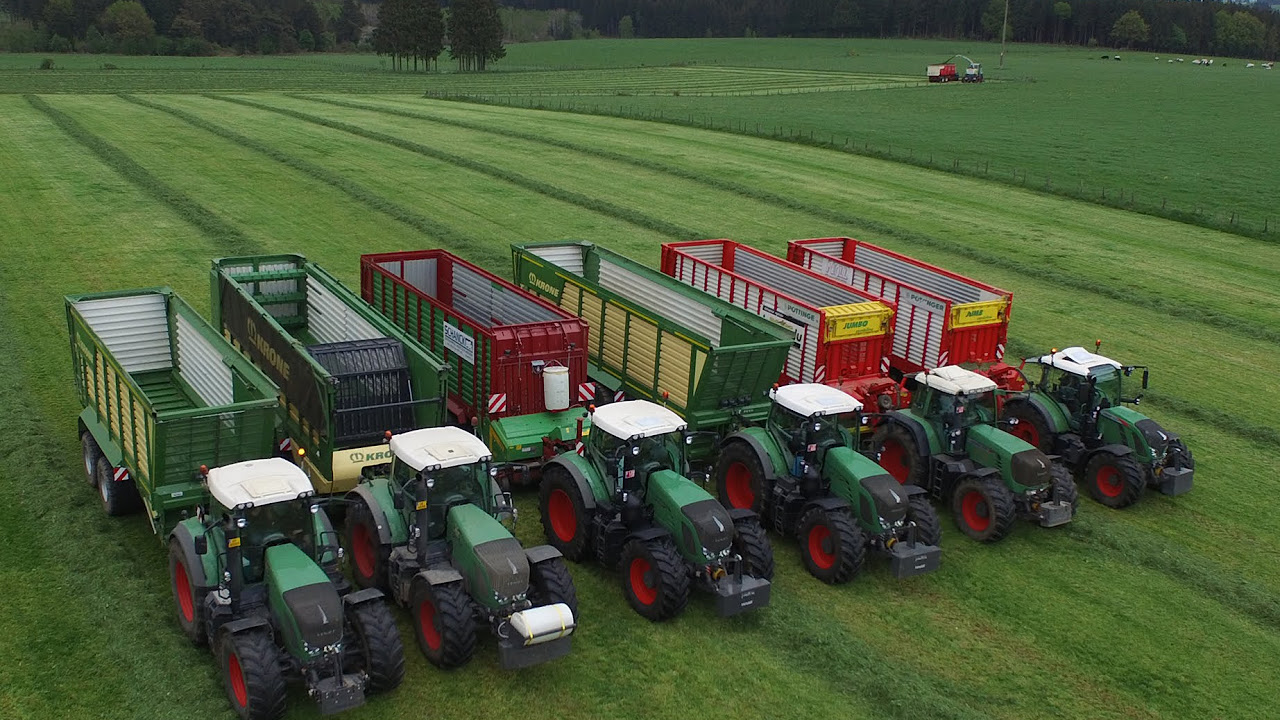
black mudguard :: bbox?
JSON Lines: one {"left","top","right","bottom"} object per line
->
{"left": 346, "top": 485, "right": 397, "bottom": 546}
{"left": 545, "top": 457, "right": 598, "bottom": 512}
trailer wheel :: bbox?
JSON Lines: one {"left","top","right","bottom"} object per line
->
{"left": 731, "top": 515, "right": 775, "bottom": 580}
{"left": 951, "top": 476, "right": 1016, "bottom": 542}
{"left": 96, "top": 456, "right": 141, "bottom": 516}
{"left": 1084, "top": 451, "right": 1145, "bottom": 509}
{"left": 343, "top": 598, "right": 406, "bottom": 694}
{"left": 1002, "top": 401, "right": 1053, "bottom": 452}
{"left": 539, "top": 466, "right": 590, "bottom": 561}
{"left": 871, "top": 424, "right": 925, "bottom": 486}
{"left": 346, "top": 498, "right": 389, "bottom": 591}
{"left": 528, "top": 556, "right": 579, "bottom": 616}
{"left": 219, "top": 629, "right": 287, "bottom": 720}
{"left": 714, "top": 441, "right": 770, "bottom": 513}
{"left": 81, "top": 431, "right": 102, "bottom": 488}
{"left": 797, "top": 505, "right": 865, "bottom": 584}
{"left": 409, "top": 578, "right": 476, "bottom": 668}
{"left": 168, "top": 539, "right": 207, "bottom": 646}
{"left": 906, "top": 495, "right": 942, "bottom": 546}
{"left": 620, "top": 538, "right": 689, "bottom": 621}
{"left": 1051, "top": 463, "right": 1080, "bottom": 515}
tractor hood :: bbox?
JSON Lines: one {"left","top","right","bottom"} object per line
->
{"left": 824, "top": 446, "right": 908, "bottom": 525}
{"left": 1101, "top": 406, "right": 1172, "bottom": 458}
{"left": 966, "top": 424, "right": 1052, "bottom": 492}
{"left": 647, "top": 469, "right": 734, "bottom": 563}
{"left": 447, "top": 503, "right": 530, "bottom": 609}
{"left": 265, "top": 543, "right": 344, "bottom": 658}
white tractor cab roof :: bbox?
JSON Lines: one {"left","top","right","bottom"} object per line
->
{"left": 914, "top": 366, "right": 997, "bottom": 396}
{"left": 1036, "top": 347, "right": 1123, "bottom": 378}
{"left": 772, "top": 383, "right": 862, "bottom": 417}
{"left": 208, "top": 457, "right": 313, "bottom": 509}
{"left": 390, "top": 426, "right": 493, "bottom": 472}
{"left": 592, "top": 400, "right": 687, "bottom": 440}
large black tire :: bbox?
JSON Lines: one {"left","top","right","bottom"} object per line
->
{"left": 1084, "top": 451, "right": 1145, "bottom": 509}
{"left": 871, "top": 424, "right": 926, "bottom": 487}
{"left": 731, "top": 515, "right": 775, "bottom": 581}
{"left": 81, "top": 431, "right": 102, "bottom": 488}
{"left": 1164, "top": 439, "right": 1195, "bottom": 470}
{"left": 906, "top": 495, "right": 943, "bottom": 546}
{"left": 96, "top": 456, "right": 141, "bottom": 516}
{"left": 528, "top": 556, "right": 580, "bottom": 617}
{"left": 951, "top": 476, "right": 1017, "bottom": 542}
{"left": 345, "top": 497, "right": 389, "bottom": 591}
{"left": 797, "top": 505, "right": 865, "bottom": 585}
{"left": 409, "top": 578, "right": 476, "bottom": 668}
{"left": 168, "top": 539, "right": 207, "bottom": 647}
{"left": 539, "top": 465, "right": 591, "bottom": 562}
{"left": 620, "top": 538, "right": 689, "bottom": 621}
{"left": 1050, "top": 463, "right": 1080, "bottom": 515}
{"left": 219, "top": 630, "right": 287, "bottom": 720}
{"left": 1002, "top": 400, "right": 1054, "bottom": 453}
{"left": 343, "top": 598, "right": 406, "bottom": 694}
{"left": 714, "top": 441, "right": 771, "bottom": 514}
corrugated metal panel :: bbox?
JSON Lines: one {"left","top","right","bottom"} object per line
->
{"left": 307, "top": 277, "right": 381, "bottom": 344}
{"left": 175, "top": 312, "right": 233, "bottom": 407}
{"left": 529, "top": 244, "right": 585, "bottom": 275}
{"left": 733, "top": 247, "right": 863, "bottom": 307}
{"left": 599, "top": 257, "right": 722, "bottom": 345}
{"left": 454, "top": 262, "right": 560, "bottom": 328}
{"left": 853, "top": 245, "right": 999, "bottom": 303}
{"left": 387, "top": 258, "right": 438, "bottom": 300}
{"left": 74, "top": 294, "right": 172, "bottom": 373}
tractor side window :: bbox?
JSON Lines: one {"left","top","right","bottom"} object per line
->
{"left": 1090, "top": 368, "right": 1122, "bottom": 408}
{"left": 392, "top": 457, "right": 413, "bottom": 490}
{"left": 593, "top": 431, "right": 624, "bottom": 459}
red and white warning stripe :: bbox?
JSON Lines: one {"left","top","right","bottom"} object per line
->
{"left": 813, "top": 365, "right": 827, "bottom": 383}
{"left": 113, "top": 467, "right": 130, "bottom": 483}
{"left": 488, "top": 393, "right": 507, "bottom": 414}
{"left": 996, "top": 343, "right": 1005, "bottom": 360}
{"left": 576, "top": 382, "right": 596, "bottom": 403}
{"left": 880, "top": 357, "right": 891, "bottom": 374}
{"left": 575, "top": 440, "right": 585, "bottom": 456}
{"left": 938, "top": 351, "right": 950, "bottom": 367}
{"left": 278, "top": 437, "right": 292, "bottom": 453}
{"left": 614, "top": 390, "right": 626, "bottom": 402}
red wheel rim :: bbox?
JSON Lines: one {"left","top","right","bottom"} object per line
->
{"left": 807, "top": 524, "right": 836, "bottom": 569}
{"left": 548, "top": 489, "right": 577, "bottom": 543}
{"left": 228, "top": 652, "right": 247, "bottom": 707}
{"left": 175, "top": 559, "right": 194, "bottom": 623}
{"left": 1096, "top": 465, "right": 1123, "bottom": 498}
{"left": 879, "top": 439, "right": 909, "bottom": 483}
{"left": 418, "top": 597, "right": 441, "bottom": 650}
{"left": 961, "top": 490, "right": 991, "bottom": 532}
{"left": 352, "top": 522, "right": 376, "bottom": 581}
{"left": 1010, "top": 421, "right": 1040, "bottom": 447}
{"left": 629, "top": 557, "right": 658, "bottom": 605}
{"left": 724, "top": 462, "right": 755, "bottom": 509}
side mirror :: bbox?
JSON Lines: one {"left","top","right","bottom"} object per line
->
{"left": 391, "top": 489, "right": 404, "bottom": 509}
{"left": 194, "top": 535, "right": 208, "bottom": 555}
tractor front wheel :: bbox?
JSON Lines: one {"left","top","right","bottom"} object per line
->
{"left": 343, "top": 598, "right": 406, "bottom": 693}
{"left": 81, "top": 431, "right": 102, "bottom": 488}
{"left": 219, "top": 630, "right": 287, "bottom": 720}
{"left": 539, "top": 466, "right": 591, "bottom": 562}
{"left": 731, "top": 515, "right": 775, "bottom": 580}
{"left": 528, "top": 556, "right": 580, "bottom": 616}
{"left": 1051, "top": 463, "right": 1080, "bottom": 515}
{"left": 797, "top": 506, "right": 865, "bottom": 584}
{"left": 168, "top": 539, "right": 206, "bottom": 646}
{"left": 951, "top": 476, "right": 1016, "bottom": 542}
{"left": 1084, "top": 452, "right": 1145, "bottom": 509}
{"left": 409, "top": 578, "right": 476, "bottom": 668}
{"left": 1164, "top": 439, "right": 1195, "bottom": 471}
{"left": 906, "top": 495, "right": 943, "bottom": 546}
{"left": 1002, "top": 401, "right": 1053, "bottom": 452}
{"left": 96, "top": 456, "right": 141, "bottom": 516}
{"left": 346, "top": 498, "right": 389, "bottom": 591}
{"left": 620, "top": 538, "right": 689, "bottom": 621}
{"left": 714, "top": 441, "right": 771, "bottom": 514}
{"left": 871, "top": 424, "right": 925, "bottom": 486}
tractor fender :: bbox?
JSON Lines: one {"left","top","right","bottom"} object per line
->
{"left": 523, "top": 544, "right": 564, "bottom": 566}
{"left": 625, "top": 527, "right": 672, "bottom": 544}
{"left": 722, "top": 430, "right": 782, "bottom": 480}
{"left": 342, "top": 587, "right": 386, "bottom": 607}
{"left": 946, "top": 466, "right": 1001, "bottom": 498}
{"left": 1085, "top": 443, "right": 1134, "bottom": 463}
{"left": 802, "top": 496, "right": 852, "bottom": 514}
{"left": 882, "top": 415, "right": 931, "bottom": 460}
{"left": 416, "top": 567, "right": 464, "bottom": 587}
{"left": 900, "top": 484, "right": 928, "bottom": 499}
{"left": 346, "top": 484, "right": 398, "bottom": 546}
{"left": 168, "top": 522, "right": 212, "bottom": 593}
{"left": 1016, "top": 394, "right": 1065, "bottom": 434}
{"left": 544, "top": 456, "right": 599, "bottom": 512}
{"left": 726, "top": 507, "right": 761, "bottom": 523}
{"left": 219, "top": 616, "right": 272, "bottom": 638}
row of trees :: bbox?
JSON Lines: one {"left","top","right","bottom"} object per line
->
{"left": 372, "top": 0, "right": 504, "bottom": 70}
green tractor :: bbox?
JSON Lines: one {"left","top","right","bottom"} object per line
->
{"left": 871, "top": 366, "right": 1078, "bottom": 542}
{"left": 714, "top": 383, "right": 941, "bottom": 584}
{"left": 345, "top": 426, "right": 578, "bottom": 670}
{"left": 167, "top": 458, "right": 405, "bottom": 720}
{"left": 1001, "top": 345, "right": 1194, "bottom": 508}
{"left": 538, "top": 400, "right": 773, "bottom": 620}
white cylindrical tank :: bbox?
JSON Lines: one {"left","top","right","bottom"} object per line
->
{"left": 543, "top": 366, "right": 570, "bottom": 411}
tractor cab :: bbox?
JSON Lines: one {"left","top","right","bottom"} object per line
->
{"left": 586, "top": 401, "right": 691, "bottom": 500}
{"left": 768, "top": 384, "right": 863, "bottom": 474}
{"left": 387, "top": 426, "right": 510, "bottom": 540}
{"left": 1026, "top": 347, "right": 1146, "bottom": 419}
{"left": 907, "top": 366, "right": 1000, "bottom": 453}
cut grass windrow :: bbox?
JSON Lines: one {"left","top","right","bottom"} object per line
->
{"left": 205, "top": 94, "right": 709, "bottom": 242}
{"left": 116, "top": 94, "right": 471, "bottom": 250}
{"left": 23, "top": 95, "right": 262, "bottom": 257}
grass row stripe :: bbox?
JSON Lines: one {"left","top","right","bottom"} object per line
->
{"left": 23, "top": 94, "right": 262, "bottom": 256}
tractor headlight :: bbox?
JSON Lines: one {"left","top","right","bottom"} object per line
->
{"left": 631, "top": 445, "right": 641, "bottom": 456}
{"left": 685, "top": 435, "right": 694, "bottom": 445}
{"left": 489, "top": 466, "right": 498, "bottom": 477}
{"left": 236, "top": 517, "right": 247, "bottom": 528}
{"left": 1008, "top": 417, "right": 1020, "bottom": 425}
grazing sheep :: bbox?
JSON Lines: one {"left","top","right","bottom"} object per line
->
{"left": 1247, "top": 63, "right": 1255, "bottom": 68}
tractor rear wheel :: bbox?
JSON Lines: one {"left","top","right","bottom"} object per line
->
{"left": 168, "top": 539, "right": 207, "bottom": 646}
{"left": 528, "top": 556, "right": 579, "bottom": 617}
{"left": 906, "top": 495, "right": 943, "bottom": 546}
{"left": 1050, "top": 463, "right": 1080, "bottom": 515}
{"left": 1002, "top": 401, "right": 1053, "bottom": 452}
{"left": 346, "top": 498, "right": 388, "bottom": 591}
{"left": 539, "top": 466, "right": 591, "bottom": 562}
{"left": 81, "top": 431, "right": 102, "bottom": 488}
{"left": 409, "top": 578, "right": 476, "bottom": 668}
{"left": 96, "top": 456, "right": 141, "bottom": 516}
{"left": 731, "top": 515, "right": 775, "bottom": 580}
{"left": 797, "top": 505, "right": 865, "bottom": 584}
{"left": 714, "top": 441, "right": 771, "bottom": 514}
{"left": 343, "top": 598, "right": 406, "bottom": 694}
{"left": 219, "top": 630, "right": 287, "bottom": 720}
{"left": 620, "top": 538, "right": 689, "bottom": 621}
{"left": 1084, "top": 451, "right": 1145, "bottom": 509}
{"left": 871, "top": 424, "right": 925, "bottom": 486}
{"left": 951, "top": 476, "right": 1016, "bottom": 542}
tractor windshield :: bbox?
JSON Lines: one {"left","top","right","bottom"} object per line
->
{"left": 632, "top": 433, "right": 684, "bottom": 471}
{"left": 1090, "top": 367, "right": 1122, "bottom": 408}
{"left": 428, "top": 464, "right": 490, "bottom": 513}
{"left": 239, "top": 499, "right": 317, "bottom": 583}
{"left": 947, "top": 391, "right": 997, "bottom": 428}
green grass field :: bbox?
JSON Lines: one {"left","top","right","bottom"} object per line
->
{"left": 1, "top": 38, "right": 1279, "bottom": 720}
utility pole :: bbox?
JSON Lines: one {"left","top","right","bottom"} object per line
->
{"left": 999, "top": 0, "right": 1009, "bottom": 69}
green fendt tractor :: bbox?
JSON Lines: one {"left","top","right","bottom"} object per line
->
{"left": 539, "top": 401, "right": 773, "bottom": 620}
{"left": 168, "top": 458, "right": 405, "bottom": 720}
{"left": 872, "top": 366, "right": 1078, "bottom": 543}
{"left": 345, "top": 426, "right": 578, "bottom": 669}
{"left": 714, "top": 384, "right": 941, "bottom": 584}
{"left": 1001, "top": 345, "right": 1194, "bottom": 508}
